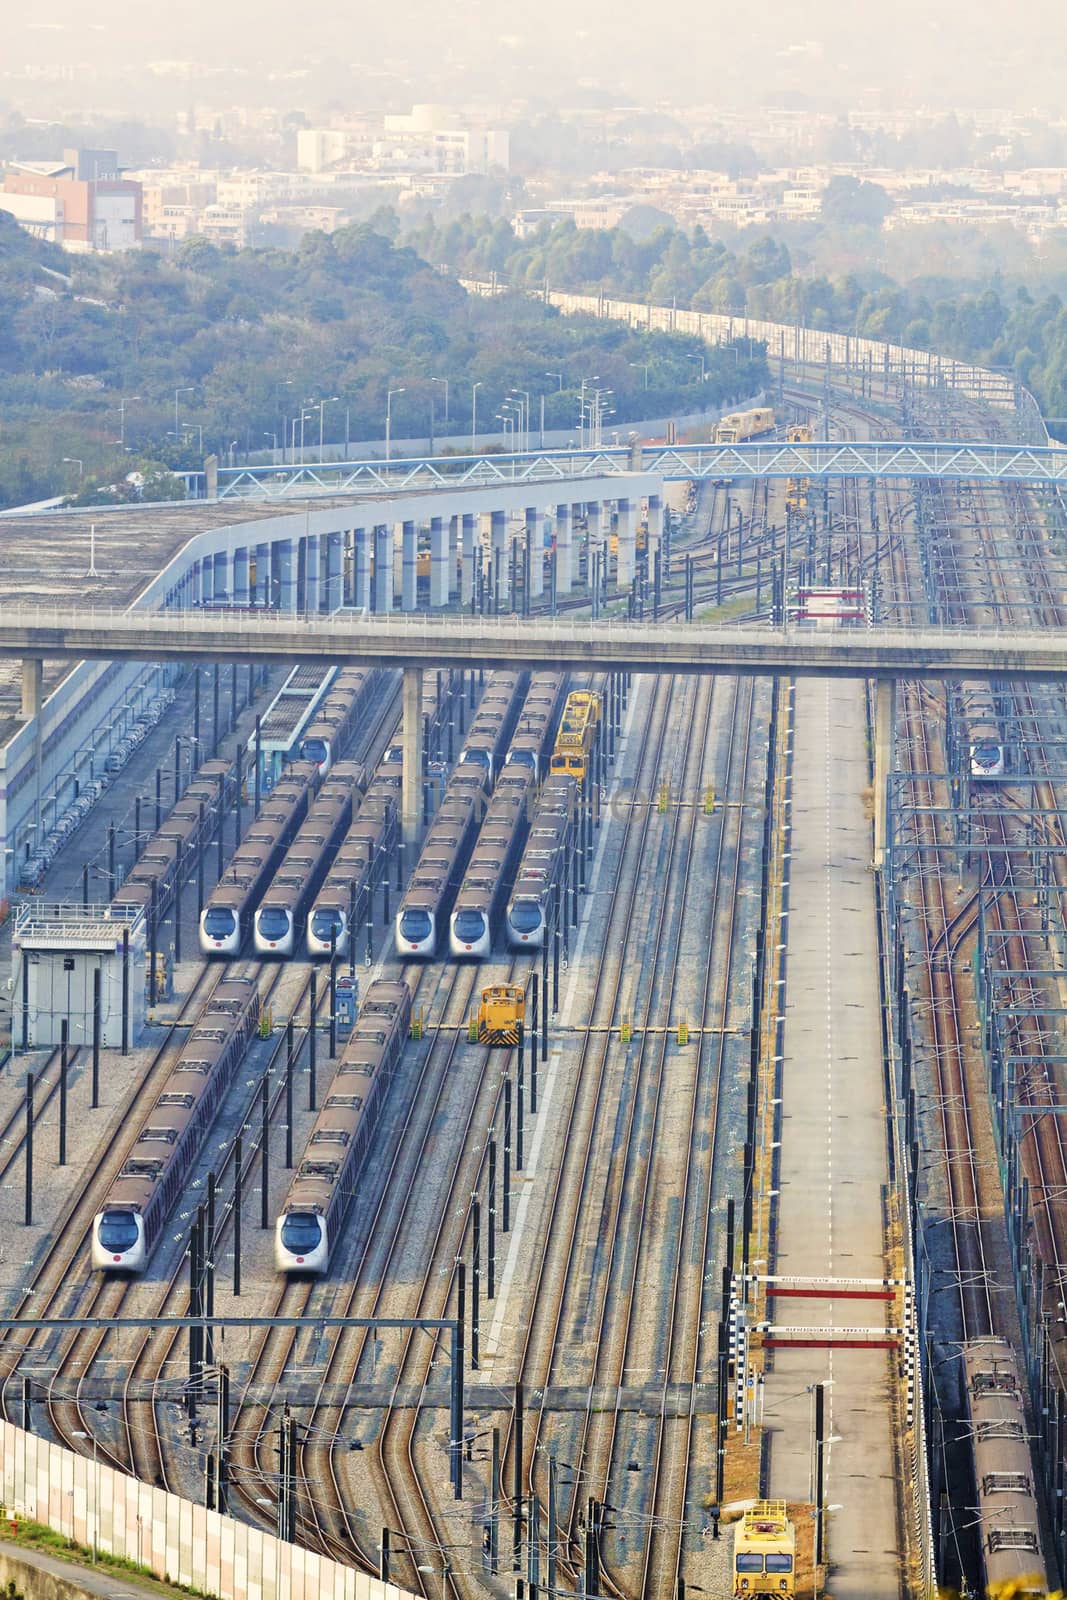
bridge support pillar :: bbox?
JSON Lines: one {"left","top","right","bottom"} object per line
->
{"left": 587, "top": 503, "right": 602, "bottom": 590}
{"left": 525, "top": 507, "right": 543, "bottom": 600}
{"left": 616, "top": 497, "right": 635, "bottom": 589}
{"left": 232, "top": 547, "right": 249, "bottom": 604}
{"left": 402, "top": 665, "right": 424, "bottom": 848}
{"left": 460, "top": 515, "right": 476, "bottom": 606}
{"left": 20, "top": 659, "right": 43, "bottom": 721}
{"left": 430, "top": 516, "right": 448, "bottom": 607}
{"left": 199, "top": 558, "right": 214, "bottom": 606}
{"left": 646, "top": 494, "right": 663, "bottom": 563}
{"left": 254, "top": 543, "right": 269, "bottom": 607}
{"left": 491, "top": 511, "right": 508, "bottom": 608}
{"left": 448, "top": 516, "right": 459, "bottom": 602}
{"left": 555, "top": 505, "right": 573, "bottom": 594}
{"left": 212, "top": 550, "right": 228, "bottom": 602}
{"left": 275, "top": 540, "right": 296, "bottom": 613}
{"left": 304, "top": 534, "right": 321, "bottom": 615}
{"left": 873, "top": 677, "right": 896, "bottom": 872}
{"left": 325, "top": 531, "right": 343, "bottom": 612}
{"left": 400, "top": 521, "right": 418, "bottom": 612}
{"left": 374, "top": 525, "right": 394, "bottom": 613}
{"left": 352, "top": 529, "right": 369, "bottom": 609}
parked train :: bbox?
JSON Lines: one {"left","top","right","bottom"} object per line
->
{"left": 298, "top": 666, "right": 381, "bottom": 776}
{"left": 962, "top": 1338, "right": 1047, "bottom": 1598}
{"left": 458, "top": 669, "right": 529, "bottom": 781}
{"left": 252, "top": 762, "right": 365, "bottom": 956}
{"left": 199, "top": 763, "right": 320, "bottom": 955}
{"left": 506, "top": 772, "right": 579, "bottom": 949}
{"left": 274, "top": 979, "right": 411, "bottom": 1274}
{"left": 714, "top": 406, "right": 775, "bottom": 446}
{"left": 396, "top": 670, "right": 528, "bottom": 957}
{"left": 450, "top": 767, "right": 535, "bottom": 957}
{"left": 732, "top": 1500, "right": 795, "bottom": 1597}
{"left": 114, "top": 757, "right": 235, "bottom": 923}
{"left": 307, "top": 776, "right": 398, "bottom": 957}
{"left": 91, "top": 976, "right": 261, "bottom": 1271}
{"left": 550, "top": 690, "right": 601, "bottom": 787}
{"left": 960, "top": 680, "right": 1006, "bottom": 778}
{"left": 506, "top": 672, "right": 566, "bottom": 777}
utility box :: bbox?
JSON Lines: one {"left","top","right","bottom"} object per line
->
{"left": 335, "top": 974, "right": 358, "bottom": 1030}
{"left": 11, "top": 903, "right": 146, "bottom": 1048}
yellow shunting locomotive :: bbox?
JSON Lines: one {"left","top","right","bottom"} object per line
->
{"left": 550, "top": 690, "right": 601, "bottom": 786}
{"left": 733, "top": 1500, "right": 795, "bottom": 1596}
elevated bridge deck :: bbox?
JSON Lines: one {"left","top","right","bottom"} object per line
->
{"left": 2, "top": 608, "right": 1067, "bottom": 683}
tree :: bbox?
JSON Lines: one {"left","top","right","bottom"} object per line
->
{"left": 820, "top": 176, "right": 893, "bottom": 229}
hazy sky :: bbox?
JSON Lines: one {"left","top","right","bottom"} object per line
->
{"left": 6, "top": 0, "right": 1067, "bottom": 112}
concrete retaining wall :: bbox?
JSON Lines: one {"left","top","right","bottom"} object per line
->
{"left": 0, "top": 1422, "right": 415, "bottom": 1600}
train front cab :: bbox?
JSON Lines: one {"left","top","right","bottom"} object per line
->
{"left": 308, "top": 905, "right": 349, "bottom": 958}
{"left": 200, "top": 905, "right": 242, "bottom": 956}
{"left": 299, "top": 736, "right": 333, "bottom": 777}
{"left": 732, "top": 1501, "right": 795, "bottom": 1598}
{"left": 507, "top": 895, "right": 546, "bottom": 948}
{"left": 450, "top": 907, "right": 492, "bottom": 958}
{"left": 274, "top": 1209, "right": 330, "bottom": 1273}
{"left": 396, "top": 903, "right": 438, "bottom": 957}
{"left": 254, "top": 905, "right": 296, "bottom": 956}
{"left": 91, "top": 1207, "right": 147, "bottom": 1271}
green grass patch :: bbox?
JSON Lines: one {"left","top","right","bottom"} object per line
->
{"left": 0, "top": 1519, "right": 220, "bottom": 1599}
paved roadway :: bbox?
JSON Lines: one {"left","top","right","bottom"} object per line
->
{"left": 762, "top": 677, "right": 900, "bottom": 1596}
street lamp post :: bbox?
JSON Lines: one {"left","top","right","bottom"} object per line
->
{"left": 544, "top": 370, "right": 564, "bottom": 391}
{"left": 471, "top": 381, "right": 483, "bottom": 452}
{"left": 182, "top": 422, "right": 204, "bottom": 453}
{"left": 174, "top": 386, "right": 194, "bottom": 439}
{"left": 62, "top": 458, "right": 84, "bottom": 480}
{"left": 318, "top": 395, "right": 339, "bottom": 454}
{"left": 629, "top": 361, "right": 651, "bottom": 390}
{"left": 385, "top": 388, "right": 405, "bottom": 462}
{"left": 687, "top": 352, "right": 707, "bottom": 382}
{"left": 117, "top": 394, "right": 141, "bottom": 449}
{"left": 430, "top": 376, "right": 449, "bottom": 425}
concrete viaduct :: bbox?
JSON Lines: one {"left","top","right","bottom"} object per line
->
{"left": 5, "top": 606, "right": 1067, "bottom": 864}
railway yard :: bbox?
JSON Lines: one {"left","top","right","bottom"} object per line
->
{"left": 2, "top": 364, "right": 1067, "bottom": 1600}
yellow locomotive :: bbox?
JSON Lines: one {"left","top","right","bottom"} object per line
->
{"left": 714, "top": 406, "right": 776, "bottom": 445}
{"left": 550, "top": 690, "right": 601, "bottom": 786}
{"left": 785, "top": 423, "right": 813, "bottom": 515}
{"left": 733, "top": 1501, "right": 795, "bottom": 1596}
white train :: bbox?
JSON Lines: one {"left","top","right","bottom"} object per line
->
{"left": 298, "top": 666, "right": 381, "bottom": 777}
{"left": 198, "top": 764, "right": 319, "bottom": 956}
{"left": 252, "top": 762, "right": 363, "bottom": 956}
{"left": 962, "top": 1338, "right": 1047, "bottom": 1597}
{"left": 274, "top": 980, "right": 411, "bottom": 1274}
{"left": 91, "top": 977, "right": 260, "bottom": 1271}
{"left": 449, "top": 768, "right": 535, "bottom": 958}
{"left": 506, "top": 773, "right": 579, "bottom": 949}
{"left": 960, "top": 680, "right": 1006, "bottom": 779}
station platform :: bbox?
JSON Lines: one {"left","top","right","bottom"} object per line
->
{"left": 761, "top": 676, "right": 900, "bottom": 1597}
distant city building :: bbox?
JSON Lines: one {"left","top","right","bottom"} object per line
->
{"left": 1, "top": 148, "right": 142, "bottom": 251}
{"left": 297, "top": 105, "right": 509, "bottom": 178}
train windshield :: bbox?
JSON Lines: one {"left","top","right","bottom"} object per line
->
{"left": 973, "top": 741, "right": 1001, "bottom": 765}
{"left": 280, "top": 1213, "right": 323, "bottom": 1253}
{"left": 258, "top": 907, "right": 291, "bottom": 940}
{"left": 766, "top": 1555, "right": 793, "bottom": 1573}
{"left": 399, "top": 909, "right": 433, "bottom": 942}
{"left": 454, "top": 910, "right": 486, "bottom": 943}
{"left": 202, "top": 907, "right": 237, "bottom": 937}
{"left": 735, "top": 1555, "right": 763, "bottom": 1573}
{"left": 311, "top": 909, "right": 345, "bottom": 943}
{"left": 302, "top": 738, "right": 329, "bottom": 766}
{"left": 461, "top": 749, "right": 491, "bottom": 770}
{"left": 509, "top": 901, "right": 543, "bottom": 933}
{"left": 97, "top": 1210, "right": 140, "bottom": 1252}
{"left": 507, "top": 750, "right": 536, "bottom": 768}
